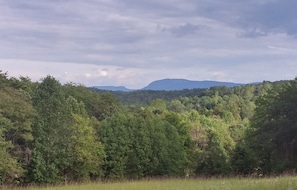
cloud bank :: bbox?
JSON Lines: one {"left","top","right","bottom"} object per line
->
{"left": 1, "top": 0, "right": 297, "bottom": 88}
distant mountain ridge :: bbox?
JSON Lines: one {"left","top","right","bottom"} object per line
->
{"left": 92, "top": 86, "right": 134, "bottom": 92}
{"left": 93, "top": 79, "right": 246, "bottom": 91}
{"left": 142, "top": 79, "right": 245, "bottom": 91}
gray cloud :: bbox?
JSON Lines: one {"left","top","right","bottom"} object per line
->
{"left": 1, "top": 0, "right": 297, "bottom": 88}
{"left": 239, "top": 0, "right": 297, "bottom": 36}
{"left": 237, "top": 28, "right": 268, "bottom": 38}
{"left": 170, "top": 23, "right": 204, "bottom": 37}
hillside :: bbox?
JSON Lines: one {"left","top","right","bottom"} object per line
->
{"left": 94, "top": 78, "right": 246, "bottom": 91}
{"left": 142, "top": 79, "right": 245, "bottom": 90}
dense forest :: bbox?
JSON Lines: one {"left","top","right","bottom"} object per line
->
{"left": 1, "top": 70, "right": 297, "bottom": 185}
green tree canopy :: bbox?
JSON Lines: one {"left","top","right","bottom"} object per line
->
{"left": 30, "top": 76, "right": 105, "bottom": 183}
{"left": 249, "top": 78, "right": 297, "bottom": 173}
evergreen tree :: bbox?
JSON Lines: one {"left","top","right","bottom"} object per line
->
{"left": 249, "top": 78, "right": 297, "bottom": 173}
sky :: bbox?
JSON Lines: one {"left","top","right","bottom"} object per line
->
{"left": 1, "top": 0, "right": 297, "bottom": 89}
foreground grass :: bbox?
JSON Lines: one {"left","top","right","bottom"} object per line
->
{"left": 6, "top": 176, "right": 297, "bottom": 190}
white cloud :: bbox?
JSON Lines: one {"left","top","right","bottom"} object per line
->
{"left": 98, "top": 70, "right": 108, "bottom": 77}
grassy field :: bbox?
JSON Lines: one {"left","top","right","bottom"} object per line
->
{"left": 5, "top": 176, "right": 297, "bottom": 190}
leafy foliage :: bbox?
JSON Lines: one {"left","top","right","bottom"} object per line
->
{"left": 99, "top": 111, "right": 188, "bottom": 179}
{"left": 29, "top": 76, "right": 105, "bottom": 183}
{"left": 64, "top": 84, "right": 121, "bottom": 121}
{"left": 1, "top": 70, "right": 296, "bottom": 186}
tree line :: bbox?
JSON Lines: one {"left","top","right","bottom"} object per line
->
{"left": 1, "top": 70, "right": 297, "bottom": 185}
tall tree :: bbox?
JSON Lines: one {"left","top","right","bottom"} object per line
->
{"left": 249, "top": 78, "right": 297, "bottom": 173}
{"left": 29, "top": 76, "right": 70, "bottom": 183}
{"left": 99, "top": 112, "right": 131, "bottom": 179}
{"left": 30, "top": 76, "right": 105, "bottom": 183}
{"left": 62, "top": 97, "right": 105, "bottom": 181}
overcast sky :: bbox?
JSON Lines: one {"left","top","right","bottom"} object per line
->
{"left": 1, "top": 0, "right": 297, "bottom": 88}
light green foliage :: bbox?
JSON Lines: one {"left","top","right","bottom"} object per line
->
{"left": 197, "top": 116, "right": 235, "bottom": 174}
{"left": 184, "top": 111, "right": 237, "bottom": 175}
{"left": 64, "top": 114, "right": 104, "bottom": 180}
{"left": 168, "top": 99, "right": 186, "bottom": 113}
{"left": 148, "top": 99, "right": 167, "bottom": 114}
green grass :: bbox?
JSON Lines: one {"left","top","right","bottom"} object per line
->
{"left": 6, "top": 176, "right": 297, "bottom": 190}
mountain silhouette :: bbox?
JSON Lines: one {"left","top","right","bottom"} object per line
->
{"left": 94, "top": 79, "right": 246, "bottom": 91}
{"left": 142, "top": 79, "right": 245, "bottom": 91}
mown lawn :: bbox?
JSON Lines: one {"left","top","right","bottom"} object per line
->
{"left": 5, "top": 176, "right": 297, "bottom": 190}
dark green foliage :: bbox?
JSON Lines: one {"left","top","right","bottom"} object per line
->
{"left": 99, "top": 113, "right": 131, "bottom": 179}
{"left": 249, "top": 78, "right": 297, "bottom": 174}
{"left": 147, "top": 117, "right": 187, "bottom": 176}
{"left": 0, "top": 116, "right": 24, "bottom": 184}
{"left": 99, "top": 111, "right": 188, "bottom": 179}
{"left": 97, "top": 82, "right": 274, "bottom": 107}
{"left": 0, "top": 71, "right": 12, "bottom": 88}
{"left": 230, "top": 142, "right": 257, "bottom": 175}
{"left": 125, "top": 117, "right": 152, "bottom": 178}
{"left": 92, "top": 88, "right": 205, "bottom": 106}
{"left": 0, "top": 87, "right": 35, "bottom": 158}
{"left": 64, "top": 84, "right": 121, "bottom": 120}
{"left": 0, "top": 71, "right": 35, "bottom": 184}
